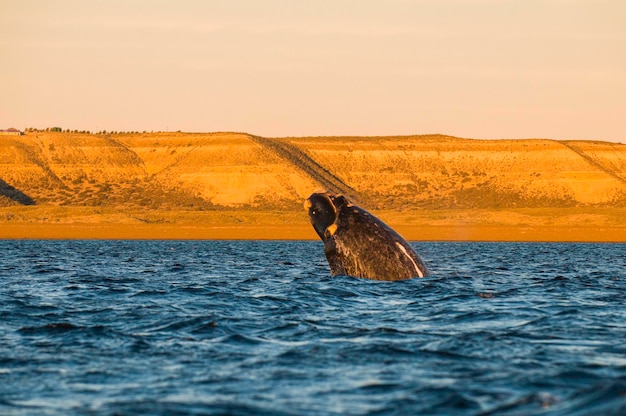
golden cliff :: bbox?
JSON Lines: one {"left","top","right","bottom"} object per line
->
{"left": 1, "top": 132, "right": 625, "bottom": 240}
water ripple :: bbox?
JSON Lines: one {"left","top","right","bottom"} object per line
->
{"left": 0, "top": 241, "right": 625, "bottom": 415}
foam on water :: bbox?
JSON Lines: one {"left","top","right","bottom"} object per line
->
{"left": 1, "top": 240, "right": 625, "bottom": 415}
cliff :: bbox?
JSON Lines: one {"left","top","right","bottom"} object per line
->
{"left": 1, "top": 131, "right": 625, "bottom": 240}
{"left": 3, "top": 132, "right": 625, "bottom": 208}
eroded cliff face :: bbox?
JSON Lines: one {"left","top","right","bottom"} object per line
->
{"left": 0, "top": 132, "right": 317, "bottom": 209}
{"left": 291, "top": 136, "right": 626, "bottom": 209}
{"left": 1, "top": 132, "right": 625, "bottom": 210}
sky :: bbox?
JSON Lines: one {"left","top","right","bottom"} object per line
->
{"left": 1, "top": 0, "right": 624, "bottom": 141}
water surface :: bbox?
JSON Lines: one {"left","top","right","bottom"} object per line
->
{"left": 1, "top": 241, "right": 625, "bottom": 415}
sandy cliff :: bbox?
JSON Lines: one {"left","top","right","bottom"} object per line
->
{"left": 1, "top": 131, "right": 625, "bottom": 240}
{"left": 288, "top": 135, "right": 626, "bottom": 208}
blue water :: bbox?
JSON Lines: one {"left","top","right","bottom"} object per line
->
{"left": 1, "top": 240, "right": 625, "bottom": 415}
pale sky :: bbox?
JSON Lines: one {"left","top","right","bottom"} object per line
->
{"left": 1, "top": 0, "right": 624, "bottom": 141}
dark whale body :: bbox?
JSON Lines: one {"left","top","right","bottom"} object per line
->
{"left": 305, "top": 192, "right": 429, "bottom": 281}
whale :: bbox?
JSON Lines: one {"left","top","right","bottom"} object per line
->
{"left": 305, "top": 192, "right": 429, "bottom": 280}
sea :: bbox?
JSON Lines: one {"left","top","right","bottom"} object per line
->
{"left": 0, "top": 240, "right": 625, "bottom": 415}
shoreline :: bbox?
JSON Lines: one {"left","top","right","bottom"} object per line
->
{"left": 1, "top": 223, "right": 624, "bottom": 242}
